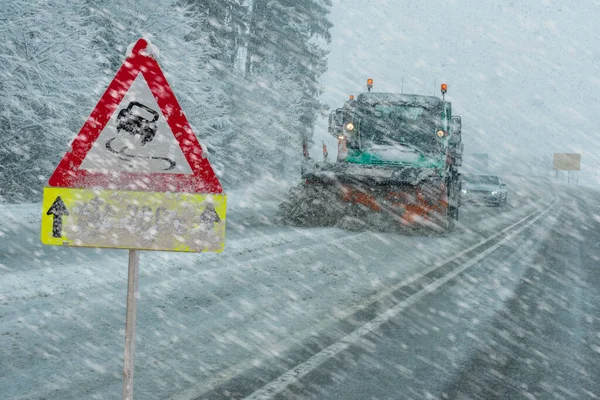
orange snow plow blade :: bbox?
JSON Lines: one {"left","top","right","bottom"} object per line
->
{"left": 340, "top": 185, "right": 448, "bottom": 225}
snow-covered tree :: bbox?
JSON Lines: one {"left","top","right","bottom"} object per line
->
{"left": 181, "top": 0, "right": 249, "bottom": 74}
{"left": 0, "top": 0, "right": 333, "bottom": 201}
{"left": 0, "top": 0, "right": 231, "bottom": 201}
{"left": 224, "top": 0, "right": 332, "bottom": 184}
{"left": 0, "top": 0, "right": 99, "bottom": 202}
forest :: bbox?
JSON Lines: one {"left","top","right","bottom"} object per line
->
{"left": 0, "top": 0, "right": 333, "bottom": 202}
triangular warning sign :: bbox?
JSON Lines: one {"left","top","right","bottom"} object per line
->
{"left": 48, "top": 38, "right": 222, "bottom": 194}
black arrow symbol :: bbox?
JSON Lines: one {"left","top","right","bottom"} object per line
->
{"left": 199, "top": 205, "right": 221, "bottom": 224}
{"left": 47, "top": 196, "right": 69, "bottom": 238}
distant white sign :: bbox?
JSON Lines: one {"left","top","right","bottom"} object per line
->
{"left": 553, "top": 153, "right": 581, "bottom": 171}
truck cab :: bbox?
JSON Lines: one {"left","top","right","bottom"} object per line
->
{"left": 321, "top": 80, "right": 464, "bottom": 226}
{"left": 329, "top": 91, "right": 462, "bottom": 172}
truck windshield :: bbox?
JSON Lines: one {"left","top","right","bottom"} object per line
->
{"left": 354, "top": 104, "right": 441, "bottom": 154}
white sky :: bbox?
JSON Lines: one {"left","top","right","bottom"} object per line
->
{"left": 315, "top": 0, "right": 600, "bottom": 184}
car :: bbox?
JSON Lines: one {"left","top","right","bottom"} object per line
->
{"left": 461, "top": 174, "right": 507, "bottom": 206}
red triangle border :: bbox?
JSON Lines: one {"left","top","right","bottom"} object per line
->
{"left": 47, "top": 38, "right": 223, "bottom": 194}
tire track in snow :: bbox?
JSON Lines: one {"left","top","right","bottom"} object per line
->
{"left": 239, "top": 196, "right": 558, "bottom": 400}
{"left": 171, "top": 196, "right": 557, "bottom": 400}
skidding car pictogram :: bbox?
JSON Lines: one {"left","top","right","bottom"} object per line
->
{"left": 105, "top": 101, "right": 176, "bottom": 171}
{"left": 116, "top": 101, "right": 159, "bottom": 145}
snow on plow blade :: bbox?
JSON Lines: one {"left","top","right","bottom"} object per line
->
{"left": 279, "top": 162, "right": 451, "bottom": 230}
{"left": 303, "top": 162, "right": 439, "bottom": 187}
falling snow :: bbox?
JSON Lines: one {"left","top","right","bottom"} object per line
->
{"left": 2, "top": 1, "right": 600, "bottom": 400}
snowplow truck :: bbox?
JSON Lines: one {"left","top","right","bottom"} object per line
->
{"left": 280, "top": 80, "right": 464, "bottom": 231}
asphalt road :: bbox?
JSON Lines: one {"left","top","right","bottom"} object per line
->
{"left": 236, "top": 188, "right": 600, "bottom": 399}
{"left": 2, "top": 177, "right": 587, "bottom": 400}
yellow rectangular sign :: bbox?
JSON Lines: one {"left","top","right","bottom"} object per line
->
{"left": 41, "top": 187, "right": 226, "bottom": 252}
{"left": 553, "top": 153, "right": 581, "bottom": 171}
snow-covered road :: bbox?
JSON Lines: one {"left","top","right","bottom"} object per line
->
{"left": 0, "top": 177, "right": 564, "bottom": 399}
{"left": 250, "top": 187, "right": 600, "bottom": 400}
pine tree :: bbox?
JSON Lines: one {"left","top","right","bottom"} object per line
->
{"left": 0, "top": 0, "right": 99, "bottom": 202}
{"left": 0, "top": 0, "right": 333, "bottom": 200}
{"left": 181, "top": 0, "right": 248, "bottom": 74}
{"left": 233, "top": 0, "right": 332, "bottom": 182}
{"left": 0, "top": 0, "right": 231, "bottom": 201}
{"left": 175, "top": 0, "right": 251, "bottom": 186}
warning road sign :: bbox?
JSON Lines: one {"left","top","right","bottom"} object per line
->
{"left": 47, "top": 38, "right": 221, "bottom": 194}
{"left": 41, "top": 38, "right": 226, "bottom": 252}
{"left": 40, "top": 38, "right": 229, "bottom": 400}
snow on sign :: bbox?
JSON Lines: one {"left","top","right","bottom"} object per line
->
{"left": 40, "top": 38, "right": 226, "bottom": 252}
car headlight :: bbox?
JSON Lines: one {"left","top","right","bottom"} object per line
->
{"left": 460, "top": 189, "right": 467, "bottom": 194}
{"left": 491, "top": 190, "right": 499, "bottom": 195}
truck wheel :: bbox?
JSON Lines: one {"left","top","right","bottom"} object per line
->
{"left": 450, "top": 205, "right": 459, "bottom": 221}
{"left": 446, "top": 208, "right": 456, "bottom": 231}
{"left": 433, "top": 206, "right": 455, "bottom": 233}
